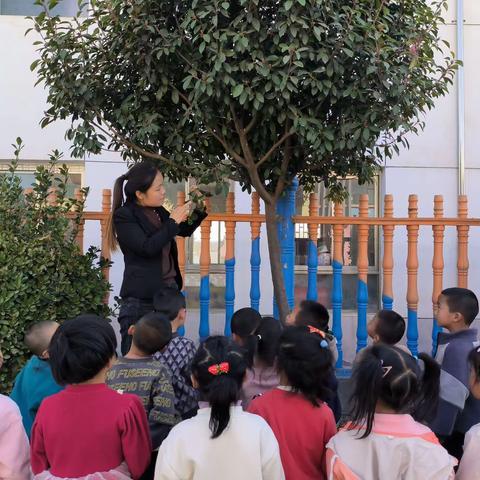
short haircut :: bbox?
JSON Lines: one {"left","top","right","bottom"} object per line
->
{"left": 295, "top": 300, "right": 330, "bottom": 331}
{"left": 441, "top": 288, "right": 479, "bottom": 325}
{"left": 375, "top": 310, "right": 406, "bottom": 345}
{"left": 48, "top": 315, "right": 117, "bottom": 385}
{"left": 133, "top": 312, "right": 172, "bottom": 355}
{"left": 153, "top": 288, "right": 186, "bottom": 321}
{"left": 24, "top": 321, "right": 59, "bottom": 357}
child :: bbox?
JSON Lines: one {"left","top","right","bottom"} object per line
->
{"left": 238, "top": 316, "right": 282, "bottom": 409}
{"left": 231, "top": 307, "right": 263, "bottom": 367}
{"left": 30, "top": 314, "right": 151, "bottom": 479}
{"left": 248, "top": 326, "right": 337, "bottom": 480}
{"left": 0, "top": 348, "right": 31, "bottom": 480}
{"left": 430, "top": 287, "right": 480, "bottom": 459}
{"left": 154, "top": 336, "right": 284, "bottom": 480}
{"left": 107, "top": 312, "right": 178, "bottom": 480}
{"left": 289, "top": 300, "right": 338, "bottom": 364}
{"left": 327, "top": 344, "right": 456, "bottom": 479}
{"left": 10, "top": 321, "right": 63, "bottom": 437}
{"left": 153, "top": 288, "right": 198, "bottom": 419}
{"left": 367, "top": 309, "right": 406, "bottom": 346}
{"left": 457, "top": 346, "right": 480, "bottom": 479}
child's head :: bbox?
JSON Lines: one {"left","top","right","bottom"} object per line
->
{"left": 255, "top": 316, "right": 282, "bottom": 368}
{"left": 24, "top": 320, "right": 60, "bottom": 359}
{"left": 191, "top": 336, "right": 247, "bottom": 438}
{"left": 277, "top": 326, "right": 333, "bottom": 406}
{"left": 437, "top": 288, "right": 479, "bottom": 331}
{"left": 367, "top": 310, "right": 405, "bottom": 345}
{"left": 290, "top": 300, "right": 330, "bottom": 332}
{"left": 349, "top": 344, "right": 440, "bottom": 438}
{"left": 468, "top": 346, "right": 480, "bottom": 400}
{"left": 153, "top": 288, "right": 187, "bottom": 328}
{"left": 128, "top": 312, "right": 172, "bottom": 356}
{"left": 230, "top": 307, "right": 262, "bottom": 367}
{"left": 49, "top": 315, "right": 117, "bottom": 385}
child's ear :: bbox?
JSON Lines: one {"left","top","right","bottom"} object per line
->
{"left": 191, "top": 374, "right": 199, "bottom": 389}
{"left": 373, "top": 334, "right": 381, "bottom": 344}
{"left": 40, "top": 349, "right": 50, "bottom": 360}
{"left": 127, "top": 325, "right": 135, "bottom": 336}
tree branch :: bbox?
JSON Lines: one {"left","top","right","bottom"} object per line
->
{"left": 244, "top": 114, "right": 258, "bottom": 135}
{"left": 256, "top": 130, "right": 293, "bottom": 169}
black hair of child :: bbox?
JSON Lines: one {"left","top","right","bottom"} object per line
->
{"left": 24, "top": 320, "right": 58, "bottom": 357}
{"left": 349, "top": 344, "right": 440, "bottom": 438}
{"left": 49, "top": 315, "right": 117, "bottom": 385}
{"left": 295, "top": 300, "right": 330, "bottom": 332}
{"left": 468, "top": 346, "right": 480, "bottom": 381}
{"left": 375, "top": 310, "right": 406, "bottom": 345}
{"left": 231, "top": 307, "right": 262, "bottom": 367}
{"left": 441, "top": 287, "right": 479, "bottom": 325}
{"left": 133, "top": 312, "right": 172, "bottom": 355}
{"left": 191, "top": 336, "right": 247, "bottom": 439}
{"left": 256, "top": 316, "right": 282, "bottom": 368}
{"left": 277, "top": 326, "right": 333, "bottom": 407}
{"left": 153, "top": 287, "right": 186, "bottom": 321}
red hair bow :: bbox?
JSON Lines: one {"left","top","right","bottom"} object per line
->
{"left": 208, "top": 362, "right": 230, "bottom": 376}
{"left": 308, "top": 325, "right": 326, "bottom": 338}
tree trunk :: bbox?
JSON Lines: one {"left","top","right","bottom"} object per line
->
{"left": 264, "top": 200, "right": 290, "bottom": 323}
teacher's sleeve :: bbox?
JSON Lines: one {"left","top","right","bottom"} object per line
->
{"left": 114, "top": 207, "right": 180, "bottom": 258}
{"left": 177, "top": 208, "right": 208, "bottom": 238}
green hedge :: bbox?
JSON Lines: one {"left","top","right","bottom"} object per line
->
{"left": 0, "top": 140, "right": 111, "bottom": 393}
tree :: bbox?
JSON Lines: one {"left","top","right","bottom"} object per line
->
{"left": 0, "top": 139, "right": 111, "bottom": 392}
{"left": 31, "top": 0, "right": 457, "bottom": 320}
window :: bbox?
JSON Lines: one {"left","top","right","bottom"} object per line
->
{"left": 294, "top": 178, "right": 380, "bottom": 311}
{"left": 0, "top": 0, "right": 85, "bottom": 16}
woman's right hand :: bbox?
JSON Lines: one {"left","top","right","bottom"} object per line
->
{"left": 170, "top": 202, "right": 192, "bottom": 224}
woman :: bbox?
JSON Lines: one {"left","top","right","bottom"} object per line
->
{"left": 107, "top": 162, "right": 207, "bottom": 354}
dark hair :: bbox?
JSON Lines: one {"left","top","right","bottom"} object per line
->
{"left": 153, "top": 288, "right": 186, "bottom": 321}
{"left": 49, "top": 315, "right": 117, "bottom": 385}
{"left": 230, "top": 308, "right": 262, "bottom": 367}
{"left": 191, "top": 336, "right": 247, "bottom": 439}
{"left": 295, "top": 300, "right": 330, "bottom": 332}
{"left": 132, "top": 312, "right": 172, "bottom": 355}
{"left": 441, "top": 288, "right": 479, "bottom": 325}
{"left": 374, "top": 310, "right": 405, "bottom": 345}
{"left": 107, "top": 162, "right": 160, "bottom": 251}
{"left": 277, "top": 326, "right": 333, "bottom": 406}
{"left": 349, "top": 345, "right": 440, "bottom": 438}
{"left": 468, "top": 346, "right": 480, "bottom": 382}
{"left": 256, "top": 316, "right": 282, "bottom": 367}
{"left": 24, "top": 320, "right": 58, "bottom": 357}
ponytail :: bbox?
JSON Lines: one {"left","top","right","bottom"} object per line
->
{"left": 106, "top": 174, "right": 126, "bottom": 251}
{"left": 231, "top": 308, "right": 262, "bottom": 368}
{"left": 414, "top": 352, "right": 440, "bottom": 423}
{"left": 191, "top": 336, "right": 247, "bottom": 439}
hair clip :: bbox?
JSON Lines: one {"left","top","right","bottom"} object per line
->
{"left": 208, "top": 362, "right": 230, "bottom": 376}
{"left": 308, "top": 325, "right": 326, "bottom": 338}
{"left": 381, "top": 359, "right": 392, "bottom": 378}
{"left": 476, "top": 346, "right": 480, "bottom": 353}
{"left": 320, "top": 339, "right": 329, "bottom": 349}
{"left": 257, "top": 334, "right": 262, "bottom": 341}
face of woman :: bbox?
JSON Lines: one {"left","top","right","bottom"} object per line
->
{"left": 136, "top": 171, "right": 166, "bottom": 207}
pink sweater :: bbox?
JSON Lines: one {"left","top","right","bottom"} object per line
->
{"left": 0, "top": 394, "right": 31, "bottom": 479}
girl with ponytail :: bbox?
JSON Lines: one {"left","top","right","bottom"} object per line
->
{"left": 154, "top": 336, "right": 284, "bottom": 480}
{"left": 326, "top": 344, "right": 457, "bottom": 479}
{"left": 108, "top": 162, "right": 207, "bottom": 354}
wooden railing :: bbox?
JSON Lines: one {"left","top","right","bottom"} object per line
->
{"left": 70, "top": 185, "right": 480, "bottom": 368}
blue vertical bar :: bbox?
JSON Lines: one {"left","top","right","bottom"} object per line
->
{"left": 250, "top": 237, "right": 261, "bottom": 311}
{"left": 199, "top": 275, "right": 210, "bottom": 340}
{"left": 332, "top": 260, "right": 343, "bottom": 366}
{"left": 273, "top": 178, "right": 298, "bottom": 318}
{"left": 356, "top": 280, "right": 368, "bottom": 351}
{"left": 306, "top": 240, "right": 318, "bottom": 301}
{"left": 407, "top": 309, "right": 418, "bottom": 357}
{"left": 224, "top": 257, "right": 235, "bottom": 336}
{"left": 178, "top": 290, "right": 186, "bottom": 336}
{"left": 382, "top": 294, "right": 393, "bottom": 311}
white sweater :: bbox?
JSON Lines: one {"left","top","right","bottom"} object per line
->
{"left": 154, "top": 406, "right": 285, "bottom": 480}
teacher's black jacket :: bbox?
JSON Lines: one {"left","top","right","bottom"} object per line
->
{"left": 114, "top": 201, "right": 207, "bottom": 300}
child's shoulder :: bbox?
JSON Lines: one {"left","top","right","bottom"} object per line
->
{"left": 0, "top": 394, "right": 22, "bottom": 418}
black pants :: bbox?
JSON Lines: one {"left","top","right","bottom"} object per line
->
{"left": 118, "top": 298, "right": 155, "bottom": 355}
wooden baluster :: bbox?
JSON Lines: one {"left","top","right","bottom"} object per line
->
{"left": 224, "top": 192, "right": 236, "bottom": 336}
{"left": 382, "top": 195, "right": 394, "bottom": 310}
{"left": 100, "top": 189, "right": 112, "bottom": 304}
{"left": 406, "top": 194, "right": 419, "bottom": 356}
{"left": 356, "top": 194, "right": 369, "bottom": 351}
{"left": 199, "top": 198, "right": 212, "bottom": 340}
{"left": 307, "top": 193, "right": 319, "bottom": 301}
{"left": 176, "top": 191, "right": 187, "bottom": 286}
{"left": 432, "top": 195, "right": 444, "bottom": 354}
{"left": 457, "top": 195, "right": 469, "bottom": 288}
{"left": 250, "top": 192, "right": 261, "bottom": 311}
{"left": 74, "top": 188, "right": 85, "bottom": 252}
{"left": 332, "top": 202, "right": 344, "bottom": 366}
